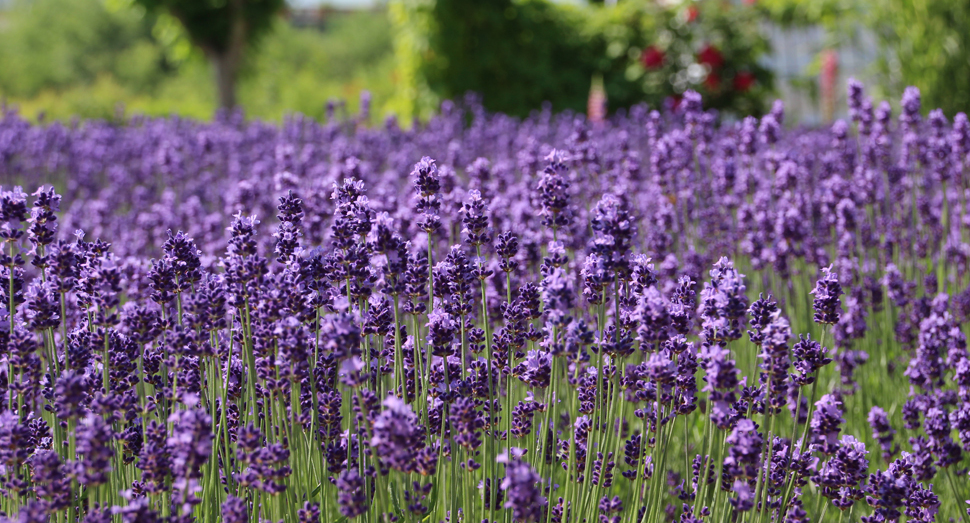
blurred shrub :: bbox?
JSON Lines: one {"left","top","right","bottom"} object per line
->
{"left": 587, "top": 1, "right": 773, "bottom": 116}
{"left": 423, "top": 0, "right": 595, "bottom": 117}
{"left": 392, "top": 0, "right": 773, "bottom": 118}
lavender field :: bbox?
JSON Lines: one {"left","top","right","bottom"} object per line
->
{"left": 0, "top": 82, "right": 966, "bottom": 523}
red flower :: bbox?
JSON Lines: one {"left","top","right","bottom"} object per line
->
{"left": 698, "top": 44, "right": 724, "bottom": 69}
{"left": 686, "top": 5, "right": 699, "bottom": 23}
{"left": 641, "top": 46, "right": 665, "bottom": 69}
{"left": 704, "top": 72, "right": 721, "bottom": 91}
{"left": 733, "top": 71, "right": 756, "bottom": 92}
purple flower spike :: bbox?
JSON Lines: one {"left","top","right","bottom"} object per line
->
{"left": 811, "top": 265, "right": 843, "bottom": 325}
{"left": 499, "top": 450, "right": 547, "bottom": 523}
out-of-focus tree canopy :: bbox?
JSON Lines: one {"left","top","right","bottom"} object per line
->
{"left": 132, "top": 0, "right": 286, "bottom": 108}
{"left": 0, "top": 0, "right": 396, "bottom": 121}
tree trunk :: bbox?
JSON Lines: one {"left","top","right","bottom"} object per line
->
{"left": 210, "top": 0, "right": 247, "bottom": 110}
{"left": 212, "top": 51, "right": 239, "bottom": 110}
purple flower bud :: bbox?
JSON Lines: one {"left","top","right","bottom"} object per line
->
{"left": 499, "top": 450, "right": 547, "bottom": 523}
{"left": 370, "top": 395, "right": 424, "bottom": 472}
{"left": 811, "top": 265, "right": 843, "bottom": 325}
{"left": 811, "top": 394, "right": 845, "bottom": 453}
{"left": 336, "top": 468, "right": 369, "bottom": 518}
{"left": 75, "top": 413, "right": 115, "bottom": 487}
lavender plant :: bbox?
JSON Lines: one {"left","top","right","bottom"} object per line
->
{"left": 0, "top": 82, "right": 969, "bottom": 523}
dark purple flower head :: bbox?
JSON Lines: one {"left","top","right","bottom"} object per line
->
{"left": 511, "top": 398, "right": 543, "bottom": 440}
{"left": 698, "top": 257, "right": 748, "bottom": 342}
{"left": 723, "top": 418, "right": 763, "bottom": 486}
{"left": 811, "top": 394, "right": 845, "bottom": 453}
{"left": 630, "top": 255, "right": 657, "bottom": 293}
{"left": 499, "top": 450, "right": 547, "bottom": 523}
{"left": 847, "top": 78, "right": 866, "bottom": 121}
{"left": 27, "top": 186, "right": 60, "bottom": 252}
{"left": 53, "top": 370, "right": 87, "bottom": 420}
{"left": 337, "top": 468, "right": 369, "bottom": 518}
{"left": 747, "top": 293, "right": 778, "bottom": 345}
{"left": 699, "top": 344, "right": 740, "bottom": 429}
{"left": 516, "top": 350, "right": 552, "bottom": 388}
{"left": 75, "top": 413, "right": 115, "bottom": 486}
{"left": 370, "top": 395, "right": 424, "bottom": 472}
{"left": 757, "top": 312, "right": 791, "bottom": 413}
{"left": 450, "top": 396, "right": 485, "bottom": 451}
{"left": 791, "top": 334, "right": 832, "bottom": 385}
{"left": 814, "top": 435, "right": 869, "bottom": 509}
{"left": 27, "top": 450, "right": 70, "bottom": 510}
{"left": 863, "top": 457, "right": 916, "bottom": 523}
{"left": 426, "top": 307, "right": 457, "bottom": 357}
{"left": 811, "top": 265, "right": 843, "bottom": 325}
{"left": 868, "top": 406, "right": 897, "bottom": 461}
{"left": 461, "top": 189, "right": 491, "bottom": 247}
{"left": 412, "top": 156, "right": 441, "bottom": 197}
{"left": 227, "top": 213, "right": 260, "bottom": 257}
{"left": 496, "top": 231, "right": 519, "bottom": 273}
{"left": 541, "top": 267, "right": 574, "bottom": 326}
{"left": 24, "top": 280, "right": 59, "bottom": 331}
{"left": 590, "top": 193, "right": 635, "bottom": 273}
{"left": 234, "top": 423, "right": 291, "bottom": 494}
{"left": 275, "top": 191, "right": 304, "bottom": 264}
{"left": 644, "top": 351, "right": 676, "bottom": 385}
{"left": 1, "top": 186, "right": 29, "bottom": 233}
{"left": 412, "top": 157, "right": 442, "bottom": 234}
{"left": 162, "top": 230, "right": 202, "bottom": 287}
{"left": 904, "top": 482, "right": 939, "bottom": 523}
{"left": 136, "top": 420, "right": 170, "bottom": 494}
{"left": 536, "top": 149, "right": 573, "bottom": 232}
{"left": 166, "top": 400, "right": 212, "bottom": 481}
{"left": 901, "top": 86, "right": 921, "bottom": 128}
{"left": 221, "top": 496, "right": 248, "bottom": 523}
{"left": 321, "top": 311, "right": 362, "bottom": 360}
{"left": 729, "top": 480, "right": 754, "bottom": 512}
{"left": 636, "top": 286, "right": 670, "bottom": 345}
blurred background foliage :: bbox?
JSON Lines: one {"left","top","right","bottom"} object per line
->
{"left": 1, "top": 0, "right": 970, "bottom": 122}
{"left": 757, "top": 0, "right": 970, "bottom": 118}
{"left": 0, "top": 0, "right": 396, "bottom": 121}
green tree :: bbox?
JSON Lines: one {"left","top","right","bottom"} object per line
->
{"left": 133, "top": 0, "right": 285, "bottom": 109}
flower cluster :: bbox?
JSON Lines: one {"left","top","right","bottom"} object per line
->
{"left": 0, "top": 82, "right": 966, "bottom": 523}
